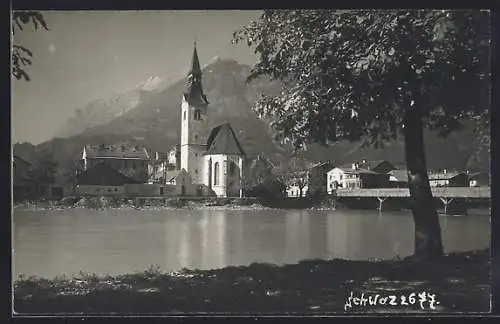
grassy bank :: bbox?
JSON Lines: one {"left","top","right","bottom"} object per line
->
{"left": 14, "top": 249, "right": 490, "bottom": 314}
{"left": 13, "top": 196, "right": 276, "bottom": 212}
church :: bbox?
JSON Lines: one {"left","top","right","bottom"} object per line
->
{"left": 178, "top": 44, "right": 246, "bottom": 198}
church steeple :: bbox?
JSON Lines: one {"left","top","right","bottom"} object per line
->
{"left": 185, "top": 41, "right": 208, "bottom": 106}
{"left": 189, "top": 41, "right": 202, "bottom": 83}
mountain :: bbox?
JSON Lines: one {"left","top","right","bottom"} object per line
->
{"left": 14, "top": 58, "right": 489, "bottom": 185}
{"left": 58, "top": 58, "right": 285, "bottom": 158}
{"left": 55, "top": 76, "right": 170, "bottom": 138}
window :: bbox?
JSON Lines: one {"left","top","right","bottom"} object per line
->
{"left": 194, "top": 134, "right": 198, "bottom": 140}
{"left": 108, "top": 189, "right": 112, "bottom": 192}
{"left": 195, "top": 169, "right": 198, "bottom": 174}
{"left": 114, "top": 188, "right": 118, "bottom": 192}
{"left": 194, "top": 110, "right": 201, "bottom": 120}
{"left": 214, "top": 162, "right": 220, "bottom": 185}
{"left": 195, "top": 153, "right": 198, "bottom": 157}
{"left": 340, "top": 174, "right": 343, "bottom": 181}
{"left": 229, "top": 161, "right": 236, "bottom": 176}
{"left": 183, "top": 110, "right": 187, "bottom": 121}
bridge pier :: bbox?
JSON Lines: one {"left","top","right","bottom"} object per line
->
{"left": 440, "top": 198, "right": 453, "bottom": 215}
{"left": 377, "top": 197, "right": 387, "bottom": 212}
{"left": 439, "top": 197, "right": 468, "bottom": 215}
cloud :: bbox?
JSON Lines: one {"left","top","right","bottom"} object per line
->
{"left": 48, "top": 44, "right": 56, "bottom": 54}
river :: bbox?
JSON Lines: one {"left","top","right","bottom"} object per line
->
{"left": 13, "top": 208, "right": 490, "bottom": 279}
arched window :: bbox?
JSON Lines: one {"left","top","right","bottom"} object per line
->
{"left": 183, "top": 110, "right": 187, "bottom": 121}
{"left": 194, "top": 110, "right": 201, "bottom": 120}
{"left": 214, "top": 162, "right": 220, "bottom": 186}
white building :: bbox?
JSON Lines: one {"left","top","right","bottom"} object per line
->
{"left": 178, "top": 43, "right": 245, "bottom": 198}
{"left": 286, "top": 185, "right": 309, "bottom": 198}
{"left": 326, "top": 163, "right": 390, "bottom": 193}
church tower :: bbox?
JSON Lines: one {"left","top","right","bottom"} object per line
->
{"left": 180, "top": 42, "right": 209, "bottom": 184}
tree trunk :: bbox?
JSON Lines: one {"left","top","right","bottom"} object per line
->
{"left": 403, "top": 105, "right": 444, "bottom": 260}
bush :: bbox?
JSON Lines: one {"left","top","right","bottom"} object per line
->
{"left": 247, "top": 179, "right": 287, "bottom": 201}
{"left": 59, "top": 196, "right": 79, "bottom": 207}
{"left": 165, "top": 198, "right": 187, "bottom": 208}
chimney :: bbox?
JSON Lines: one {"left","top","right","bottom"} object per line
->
{"left": 443, "top": 169, "right": 447, "bottom": 174}
{"left": 352, "top": 163, "right": 358, "bottom": 170}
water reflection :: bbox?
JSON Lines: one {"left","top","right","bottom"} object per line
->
{"left": 13, "top": 208, "right": 490, "bottom": 279}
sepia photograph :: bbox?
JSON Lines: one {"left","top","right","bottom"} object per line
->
{"left": 11, "top": 9, "right": 491, "bottom": 315}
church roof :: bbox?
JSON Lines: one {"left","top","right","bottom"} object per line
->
{"left": 184, "top": 43, "right": 209, "bottom": 106}
{"left": 84, "top": 144, "right": 150, "bottom": 160}
{"left": 205, "top": 123, "right": 245, "bottom": 156}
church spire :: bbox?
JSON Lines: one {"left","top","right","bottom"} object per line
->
{"left": 185, "top": 41, "right": 208, "bottom": 106}
{"left": 189, "top": 41, "right": 202, "bottom": 83}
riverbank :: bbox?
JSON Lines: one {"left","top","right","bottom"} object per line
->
{"left": 13, "top": 196, "right": 336, "bottom": 212}
{"left": 14, "top": 249, "right": 490, "bottom": 314}
{"left": 12, "top": 196, "right": 278, "bottom": 212}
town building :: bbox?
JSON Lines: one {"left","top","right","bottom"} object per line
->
{"left": 148, "top": 149, "right": 178, "bottom": 184}
{"left": 357, "top": 159, "right": 396, "bottom": 174}
{"left": 286, "top": 183, "right": 309, "bottom": 198}
{"left": 163, "top": 169, "right": 198, "bottom": 196}
{"left": 13, "top": 155, "right": 64, "bottom": 201}
{"left": 327, "top": 163, "right": 390, "bottom": 193}
{"left": 178, "top": 44, "right": 246, "bottom": 198}
{"left": 13, "top": 155, "right": 34, "bottom": 201}
{"left": 82, "top": 143, "right": 150, "bottom": 183}
{"left": 428, "top": 170, "right": 469, "bottom": 187}
{"left": 388, "top": 169, "right": 409, "bottom": 188}
{"left": 76, "top": 163, "right": 139, "bottom": 196}
{"left": 76, "top": 163, "right": 161, "bottom": 196}
{"left": 468, "top": 172, "right": 490, "bottom": 187}
{"left": 308, "top": 161, "right": 335, "bottom": 196}
{"left": 284, "top": 160, "right": 334, "bottom": 198}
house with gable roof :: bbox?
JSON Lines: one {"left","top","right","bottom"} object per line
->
{"left": 82, "top": 143, "right": 150, "bottom": 183}
{"left": 327, "top": 162, "right": 390, "bottom": 193}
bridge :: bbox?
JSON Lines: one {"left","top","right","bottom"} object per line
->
{"left": 334, "top": 187, "right": 490, "bottom": 213}
{"left": 335, "top": 187, "right": 490, "bottom": 198}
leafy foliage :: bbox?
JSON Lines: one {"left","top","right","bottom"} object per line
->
{"left": 245, "top": 155, "right": 287, "bottom": 200}
{"left": 25, "top": 157, "right": 58, "bottom": 199}
{"left": 233, "top": 10, "right": 490, "bottom": 151}
{"left": 11, "top": 11, "right": 49, "bottom": 81}
{"left": 274, "top": 154, "right": 310, "bottom": 196}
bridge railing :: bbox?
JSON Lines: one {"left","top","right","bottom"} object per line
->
{"left": 335, "top": 187, "right": 490, "bottom": 198}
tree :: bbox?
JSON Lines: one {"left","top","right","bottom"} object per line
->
{"left": 277, "top": 155, "right": 310, "bottom": 198}
{"left": 62, "top": 159, "right": 85, "bottom": 195}
{"left": 11, "top": 11, "right": 49, "bottom": 81}
{"left": 245, "top": 155, "right": 275, "bottom": 188}
{"left": 233, "top": 10, "right": 490, "bottom": 260}
{"left": 27, "top": 157, "right": 58, "bottom": 199}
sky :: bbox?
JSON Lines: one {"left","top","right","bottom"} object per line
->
{"left": 12, "top": 10, "right": 261, "bottom": 145}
